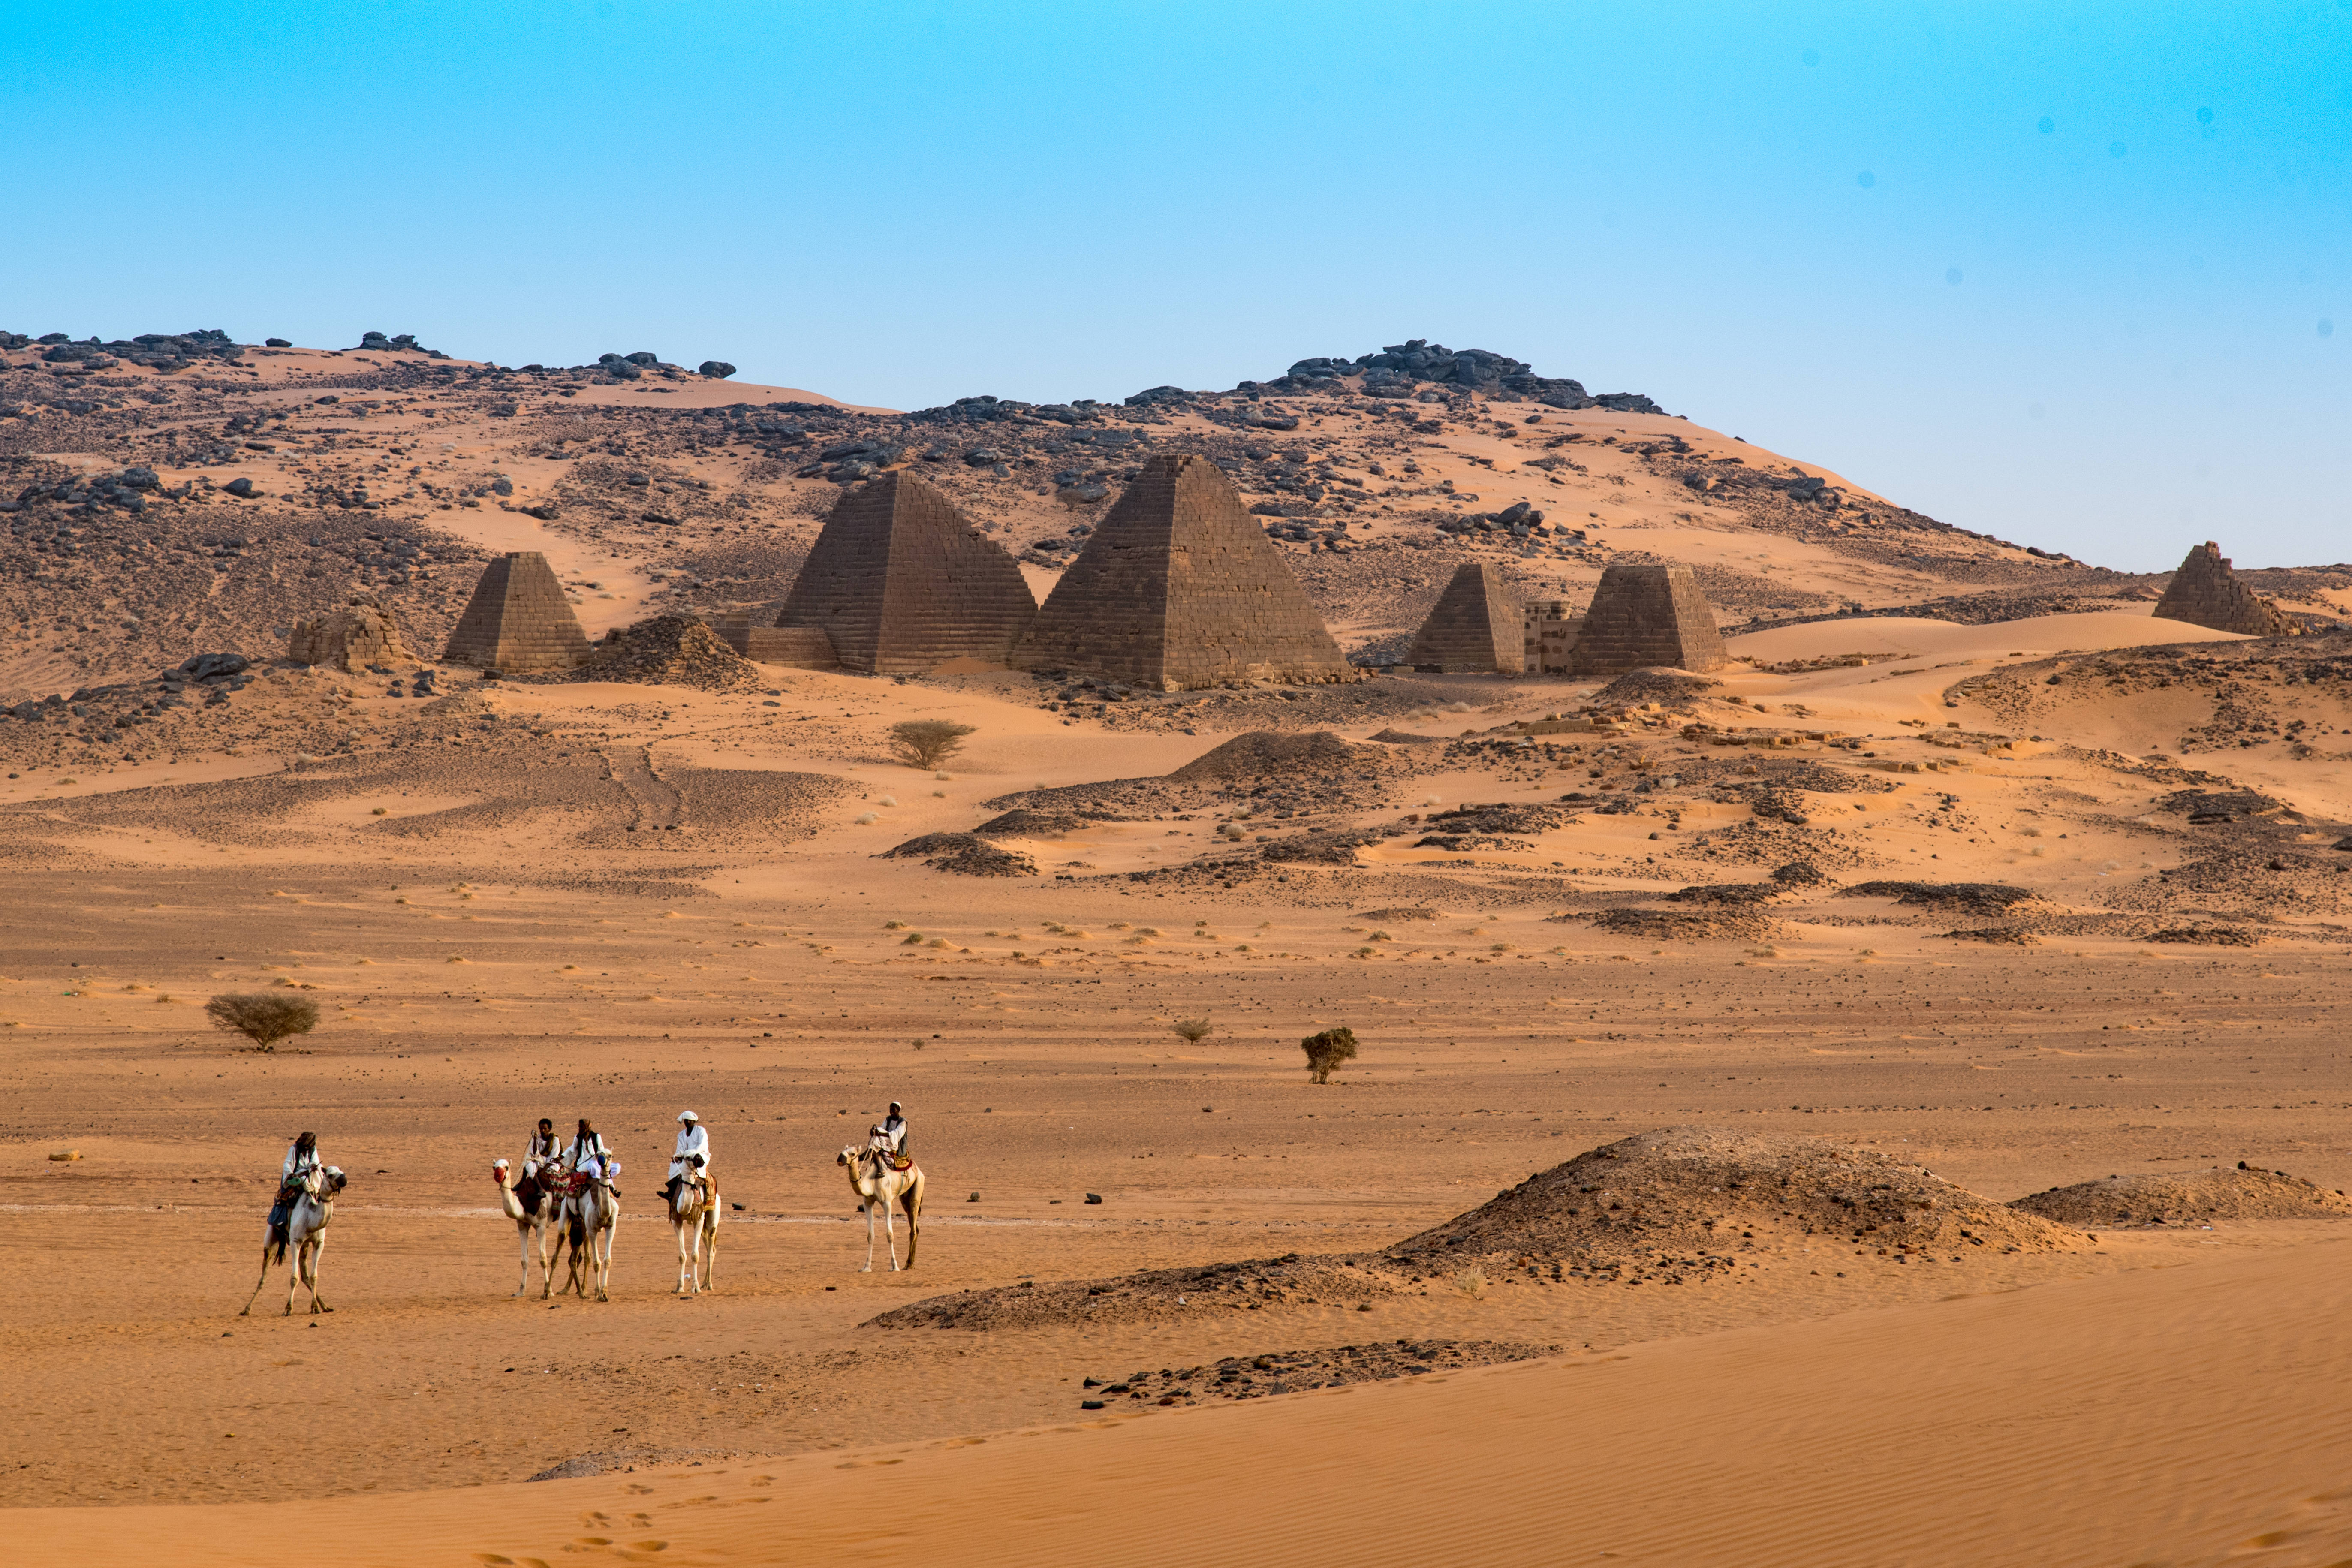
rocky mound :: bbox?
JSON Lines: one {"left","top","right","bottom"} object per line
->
{"left": 868, "top": 1253, "right": 1406, "bottom": 1331}
{"left": 1590, "top": 668, "right": 1722, "bottom": 706}
{"left": 2011, "top": 1165, "right": 2352, "bottom": 1227}
{"left": 563, "top": 614, "right": 760, "bottom": 692}
{"left": 878, "top": 832, "right": 1036, "bottom": 877}
{"left": 1165, "top": 729, "right": 1382, "bottom": 783}
{"left": 1064, "top": 1340, "right": 1559, "bottom": 1410}
{"left": 2144, "top": 923, "right": 2262, "bottom": 946}
{"left": 970, "top": 809, "right": 1116, "bottom": 838}
{"left": 1586, "top": 908, "right": 1781, "bottom": 942}
{"left": 1846, "top": 880, "right": 2041, "bottom": 915}
{"left": 1941, "top": 926, "right": 2041, "bottom": 945}
{"left": 1389, "top": 1127, "right": 2087, "bottom": 1264}
{"left": 1367, "top": 727, "right": 1447, "bottom": 745}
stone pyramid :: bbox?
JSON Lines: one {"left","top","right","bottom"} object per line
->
{"left": 2153, "top": 541, "right": 2298, "bottom": 637}
{"left": 440, "top": 551, "right": 591, "bottom": 670}
{"left": 1012, "top": 453, "right": 1348, "bottom": 690}
{"left": 774, "top": 469, "right": 1036, "bottom": 674}
{"left": 1408, "top": 562, "right": 1523, "bottom": 673}
{"left": 288, "top": 596, "right": 410, "bottom": 671}
{"left": 1566, "top": 562, "right": 1728, "bottom": 676}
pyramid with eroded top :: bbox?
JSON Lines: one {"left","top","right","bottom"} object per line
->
{"left": 440, "top": 551, "right": 590, "bottom": 670}
{"left": 1012, "top": 453, "right": 1347, "bottom": 691}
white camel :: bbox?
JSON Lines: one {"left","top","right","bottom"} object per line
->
{"left": 492, "top": 1158, "right": 560, "bottom": 1298}
{"left": 669, "top": 1168, "right": 720, "bottom": 1297}
{"left": 837, "top": 1141, "right": 923, "bottom": 1272}
{"left": 557, "top": 1162, "right": 620, "bottom": 1302}
{"left": 241, "top": 1165, "right": 346, "bottom": 1317}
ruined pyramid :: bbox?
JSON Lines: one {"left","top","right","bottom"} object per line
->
{"left": 1566, "top": 562, "right": 1728, "bottom": 676}
{"left": 2153, "top": 541, "right": 2298, "bottom": 637}
{"left": 288, "top": 596, "right": 411, "bottom": 671}
{"left": 1012, "top": 453, "right": 1349, "bottom": 690}
{"left": 774, "top": 469, "right": 1036, "bottom": 674}
{"left": 1408, "top": 562, "right": 1524, "bottom": 673}
{"left": 440, "top": 551, "right": 591, "bottom": 670}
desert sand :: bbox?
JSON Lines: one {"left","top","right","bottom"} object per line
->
{"left": 3, "top": 335, "right": 2350, "bottom": 1565}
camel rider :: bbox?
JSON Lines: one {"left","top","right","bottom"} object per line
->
{"left": 666, "top": 1111, "right": 710, "bottom": 1202}
{"left": 876, "top": 1102, "right": 910, "bottom": 1169}
{"left": 567, "top": 1118, "right": 617, "bottom": 1194}
{"left": 270, "top": 1130, "right": 321, "bottom": 1245}
{"left": 523, "top": 1118, "right": 559, "bottom": 1181}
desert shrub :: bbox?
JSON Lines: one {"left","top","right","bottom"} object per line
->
{"left": 888, "top": 720, "right": 976, "bottom": 770}
{"left": 1171, "top": 1015, "right": 1214, "bottom": 1043}
{"left": 205, "top": 993, "right": 320, "bottom": 1051}
{"left": 1301, "top": 1025, "right": 1359, "bottom": 1084}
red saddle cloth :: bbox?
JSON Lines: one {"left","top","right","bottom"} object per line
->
{"left": 890, "top": 1156, "right": 913, "bottom": 1172}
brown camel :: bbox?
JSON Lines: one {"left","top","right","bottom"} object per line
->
{"left": 492, "top": 1157, "right": 560, "bottom": 1298}
{"left": 837, "top": 1141, "right": 923, "bottom": 1271}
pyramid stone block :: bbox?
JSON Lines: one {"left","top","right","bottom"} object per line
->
{"left": 714, "top": 610, "right": 839, "bottom": 669}
{"left": 441, "top": 551, "right": 591, "bottom": 670}
{"left": 774, "top": 469, "right": 1036, "bottom": 674}
{"left": 1566, "top": 562, "right": 1728, "bottom": 676}
{"left": 1012, "top": 453, "right": 1349, "bottom": 690}
{"left": 287, "top": 596, "right": 411, "bottom": 671}
{"left": 1409, "top": 562, "right": 1523, "bottom": 673}
{"left": 2153, "top": 541, "right": 2298, "bottom": 637}
{"left": 1523, "top": 599, "right": 1581, "bottom": 674}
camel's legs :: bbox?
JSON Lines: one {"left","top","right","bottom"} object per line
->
{"left": 517, "top": 1222, "right": 533, "bottom": 1297}
{"left": 703, "top": 1209, "right": 719, "bottom": 1293}
{"left": 239, "top": 1245, "right": 275, "bottom": 1317}
{"left": 675, "top": 1207, "right": 694, "bottom": 1296}
{"left": 284, "top": 1231, "right": 304, "bottom": 1316}
{"left": 882, "top": 1191, "right": 900, "bottom": 1271}
{"left": 861, "top": 1198, "right": 876, "bottom": 1271}
{"left": 305, "top": 1234, "right": 332, "bottom": 1314}
{"left": 594, "top": 1216, "right": 614, "bottom": 1303}
{"left": 901, "top": 1181, "right": 922, "bottom": 1270}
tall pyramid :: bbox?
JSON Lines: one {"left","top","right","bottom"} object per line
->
{"left": 440, "top": 551, "right": 591, "bottom": 670}
{"left": 1408, "top": 562, "right": 1523, "bottom": 673}
{"left": 1012, "top": 453, "right": 1349, "bottom": 690}
{"left": 774, "top": 469, "right": 1036, "bottom": 674}
{"left": 1566, "top": 562, "right": 1728, "bottom": 676}
{"left": 2153, "top": 541, "right": 2298, "bottom": 637}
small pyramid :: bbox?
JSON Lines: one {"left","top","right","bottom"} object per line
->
{"left": 1566, "top": 562, "right": 1728, "bottom": 676}
{"left": 440, "top": 551, "right": 591, "bottom": 670}
{"left": 1012, "top": 453, "right": 1348, "bottom": 690}
{"left": 1409, "top": 563, "right": 1523, "bottom": 672}
{"left": 2153, "top": 541, "right": 2298, "bottom": 637}
{"left": 288, "top": 596, "right": 410, "bottom": 671}
{"left": 775, "top": 470, "right": 1036, "bottom": 674}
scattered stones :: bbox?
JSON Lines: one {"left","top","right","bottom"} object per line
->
{"left": 2013, "top": 1165, "right": 2352, "bottom": 1226}
{"left": 877, "top": 832, "right": 1037, "bottom": 877}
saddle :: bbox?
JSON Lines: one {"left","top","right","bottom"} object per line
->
{"left": 889, "top": 1156, "right": 913, "bottom": 1172}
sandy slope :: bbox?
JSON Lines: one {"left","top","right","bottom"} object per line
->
{"left": 16, "top": 1237, "right": 2349, "bottom": 1568}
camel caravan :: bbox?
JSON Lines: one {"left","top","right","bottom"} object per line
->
{"left": 243, "top": 1105, "right": 925, "bottom": 1314}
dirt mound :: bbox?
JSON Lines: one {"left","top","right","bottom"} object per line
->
{"left": 2112, "top": 851, "right": 2352, "bottom": 918}
{"left": 1942, "top": 926, "right": 2040, "bottom": 945}
{"left": 2144, "top": 923, "right": 2263, "bottom": 946}
{"left": 867, "top": 1253, "right": 1405, "bottom": 1331}
{"left": 1260, "top": 828, "right": 1384, "bottom": 865}
{"left": 1063, "top": 1340, "right": 1558, "bottom": 1410}
{"left": 970, "top": 809, "right": 1120, "bottom": 838}
{"left": 1585, "top": 908, "right": 1780, "bottom": 942}
{"left": 1356, "top": 906, "right": 1442, "bottom": 921}
{"left": 1388, "top": 1126, "right": 2087, "bottom": 1264}
{"left": 1367, "top": 727, "right": 1447, "bottom": 745}
{"left": 2011, "top": 1165, "right": 2352, "bottom": 1227}
{"left": 1165, "top": 729, "right": 1380, "bottom": 782}
{"left": 1590, "top": 668, "right": 1721, "bottom": 706}
{"left": 2158, "top": 787, "right": 2294, "bottom": 824}
{"left": 1846, "top": 880, "right": 2042, "bottom": 915}
{"left": 562, "top": 614, "right": 761, "bottom": 692}
{"left": 877, "top": 832, "right": 1036, "bottom": 877}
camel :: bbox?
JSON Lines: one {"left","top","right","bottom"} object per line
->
{"left": 668, "top": 1168, "right": 720, "bottom": 1296}
{"left": 837, "top": 1141, "right": 923, "bottom": 1271}
{"left": 557, "top": 1163, "right": 619, "bottom": 1302}
{"left": 492, "top": 1158, "right": 560, "bottom": 1298}
{"left": 241, "top": 1165, "right": 346, "bottom": 1317}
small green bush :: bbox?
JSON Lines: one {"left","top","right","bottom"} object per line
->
{"left": 205, "top": 993, "right": 320, "bottom": 1051}
{"left": 1301, "top": 1025, "right": 1358, "bottom": 1084}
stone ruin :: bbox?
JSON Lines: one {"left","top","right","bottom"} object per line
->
{"left": 1566, "top": 562, "right": 1728, "bottom": 677}
{"left": 1523, "top": 599, "right": 1580, "bottom": 674}
{"left": 763, "top": 469, "right": 1035, "bottom": 674}
{"left": 440, "top": 551, "right": 591, "bottom": 671}
{"left": 286, "top": 596, "right": 410, "bottom": 671}
{"left": 2153, "top": 541, "right": 2299, "bottom": 638}
{"left": 1013, "top": 453, "right": 1349, "bottom": 690}
{"left": 1408, "top": 562, "right": 1523, "bottom": 673}
{"left": 711, "top": 613, "right": 838, "bottom": 669}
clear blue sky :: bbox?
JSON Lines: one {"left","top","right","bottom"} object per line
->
{"left": 7, "top": 2, "right": 2346, "bottom": 572}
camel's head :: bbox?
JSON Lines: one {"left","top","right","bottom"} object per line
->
{"left": 492, "top": 1158, "right": 511, "bottom": 1184}
{"left": 837, "top": 1145, "right": 867, "bottom": 1169}
{"left": 321, "top": 1167, "right": 348, "bottom": 1195}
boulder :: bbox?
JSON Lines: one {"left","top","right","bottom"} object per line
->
{"left": 699, "top": 360, "right": 736, "bottom": 379}
{"left": 223, "top": 477, "right": 256, "bottom": 498}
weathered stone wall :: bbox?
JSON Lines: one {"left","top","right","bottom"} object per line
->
{"left": 287, "top": 596, "right": 411, "bottom": 671}
{"left": 1566, "top": 562, "right": 1728, "bottom": 676}
{"left": 774, "top": 470, "right": 1035, "bottom": 674}
{"left": 1012, "top": 454, "right": 1349, "bottom": 690}
{"left": 1408, "top": 562, "right": 1523, "bottom": 673}
{"left": 2154, "top": 541, "right": 2298, "bottom": 637}
{"left": 440, "top": 551, "right": 591, "bottom": 670}
{"left": 1523, "top": 599, "right": 1581, "bottom": 674}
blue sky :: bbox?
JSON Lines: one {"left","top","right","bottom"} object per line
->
{"left": 7, "top": 2, "right": 2346, "bottom": 571}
